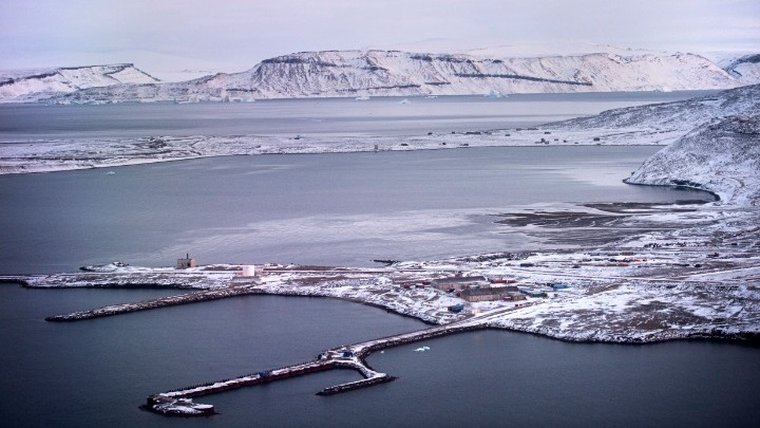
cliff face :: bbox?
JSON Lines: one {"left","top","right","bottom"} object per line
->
{"left": 243, "top": 50, "right": 739, "bottom": 98}
{"left": 19, "top": 49, "right": 759, "bottom": 104}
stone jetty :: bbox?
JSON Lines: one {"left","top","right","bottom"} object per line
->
{"left": 144, "top": 311, "right": 504, "bottom": 417}
{"left": 46, "top": 285, "right": 261, "bottom": 322}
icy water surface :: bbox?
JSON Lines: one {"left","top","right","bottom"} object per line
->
{"left": 0, "top": 91, "right": 715, "bottom": 140}
{"left": 0, "top": 286, "right": 758, "bottom": 428}
{"left": 0, "top": 146, "right": 713, "bottom": 274}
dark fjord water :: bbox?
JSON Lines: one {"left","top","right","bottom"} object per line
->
{"left": 1, "top": 94, "right": 755, "bottom": 427}
{"left": 1, "top": 287, "right": 758, "bottom": 428}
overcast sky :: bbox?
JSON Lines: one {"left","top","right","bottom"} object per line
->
{"left": 1, "top": 0, "right": 758, "bottom": 74}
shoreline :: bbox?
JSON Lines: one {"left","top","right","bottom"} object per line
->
{"left": 0, "top": 129, "right": 673, "bottom": 176}
{"left": 3, "top": 185, "right": 756, "bottom": 344}
{"left": 0, "top": 142, "right": 669, "bottom": 177}
{"left": 0, "top": 89, "right": 722, "bottom": 106}
{"left": 3, "top": 277, "right": 756, "bottom": 346}
{"left": 4, "top": 240, "right": 758, "bottom": 345}
{"left": 2, "top": 184, "right": 757, "bottom": 346}
{"left": 621, "top": 179, "right": 722, "bottom": 202}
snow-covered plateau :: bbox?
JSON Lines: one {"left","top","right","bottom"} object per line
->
{"left": 3, "top": 49, "right": 758, "bottom": 104}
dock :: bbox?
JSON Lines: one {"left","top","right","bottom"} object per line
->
{"left": 46, "top": 285, "right": 261, "bottom": 322}
{"left": 3, "top": 267, "right": 521, "bottom": 417}
{"left": 2, "top": 267, "right": 526, "bottom": 417}
{"left": 145, "top": 310, "right": 503, "bottom": 417}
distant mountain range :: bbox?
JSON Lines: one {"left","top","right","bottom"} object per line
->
{"left": 0, "top": 63, "right": 159, "bottom": 103}
{"left": 2, "top": 50, "right": 759, "bottom": 104}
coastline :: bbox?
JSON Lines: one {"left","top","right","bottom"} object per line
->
{"left": 0, "top": 129, "right": 672, "bottom": 176}
{"left": 2, "top": 89, "right": 757, "bottom": 376}
{"left": 3, "top": 277, "right": 756, "bottom": 345}
{"left": 621, "top": 179, "right": 722, "bottom": 202}
{"left": 5, "top": 201, "right": 759, "bottom": 344}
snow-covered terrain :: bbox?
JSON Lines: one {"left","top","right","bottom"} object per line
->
{"left": 17, "top": 49, "right": 758, "bottom": 104}
{"left": 2, "top": 84, "right": 758, "bottom": 178}
{"left": 0, "top": 64, "right": 160, "bottom": 103}
{"left": 21, "top": 264, "right": 235, "bottom": 290}
{"left": 11, "top": 188, "right": 760, "bottom": 344}
{"left": 723, "top": 54, "right": 760, "bottom": 86}
{"left": 488, "top": 279, "right": 759, "bottom": 343}
{"left": 6, "top": 104, "right": 759, "bottom": 342}
{"left": 545, "top": 83, "right": 760, "bottom": 140}
{"left": 625, "top": 115, "right": 760, "bottom": 206}
{"left": 243, "top": 50, "right": 743, "bottom": 97}
{"left": 11, "top": 198, "right": 760, "bottom": 342}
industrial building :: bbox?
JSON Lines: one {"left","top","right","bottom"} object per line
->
{"left": 460, "top": 286, "right": 519, "bottom": 302}
{"left": 176, "top": 253, "right": 197, "bottom": 269}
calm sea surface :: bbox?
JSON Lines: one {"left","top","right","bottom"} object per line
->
{"left": 0, "top": 146, "right": 713, "bottom": 274}
{"left": 0, "top": 91, "right": 715, "bottom": 140}
{"left": 1, "top": 94, "right": 755, "bottom": 427}
{"left": 0, "top": 287, "right": 758, "bottom": 428}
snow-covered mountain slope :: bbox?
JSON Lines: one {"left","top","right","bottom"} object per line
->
{"left": 40, "top": 49, "right": 749, "bottom": 104}
{"left": 547, "top": 84, "right": 760, "bottom": 138}
{"left": 723, "top": 54, "right": 760, "bottom": 86}
{"left": 625, "top": 115, "right": 760, "bottom": 206}
{"left": 245, "top": 50, "right": 741, "bottom": 97}
{"left": 544, "top": 85, "right": 759, "bottom": 206}
{"left": 0, "top": 64, "right": 160, "bottom": 103}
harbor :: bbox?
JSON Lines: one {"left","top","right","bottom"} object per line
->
{"left": 2, "top": 277, "right": 757, "bottom": 427}
{"left": 144, "top": 309, "right": 505, "bottom": 416}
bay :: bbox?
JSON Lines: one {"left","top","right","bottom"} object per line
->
{"left": 1, "top": 93, "right": 752, "bottom": 428}
{"left": 0, "top": 146, "right": 713, "bottom": 274}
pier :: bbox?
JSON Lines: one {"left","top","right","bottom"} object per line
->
{"left": 145, "top": 310, "right": 505, "bottom": 417}
{"left": 3, "top": 267, "right": 521, "bottom": 416}
{"left": 45, "top": 285, "right": 261, "bottom": 322}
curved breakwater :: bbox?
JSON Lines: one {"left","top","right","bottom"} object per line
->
{"left": 146, "top": 316, "right": 490, "bottom": 416}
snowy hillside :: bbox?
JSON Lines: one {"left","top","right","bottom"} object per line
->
{"left": 723, "top": 54, "right": 760, "bottom": 86}
{"left": 625, "top": 115, "right": 760, "bottom": 206}
{"left": 550, "top": 85, "right": 760, "bottom": 132}
{"left": 35, "top": 49, "right": 752, "bottom": 104}
{"left": 546, "top": 85, "right": 759, "bottom": 206}
{"left": 0, "top": 64, "right": 160, "bottom": 103}
{"left": 246, "top": 50, "right": 742, "bottom": 97}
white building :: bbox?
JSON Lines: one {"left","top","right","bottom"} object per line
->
{"left": 176, "top": 253, "right": 197, "bottom": 269}
{"left": 240, "top": 265, "right": 257, "bottom": 277}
